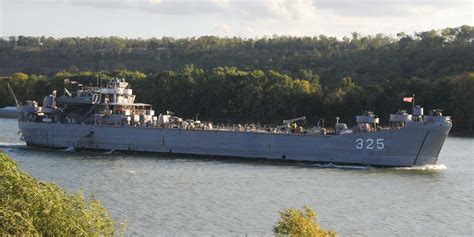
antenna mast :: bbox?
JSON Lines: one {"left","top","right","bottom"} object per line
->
{"left": 7, "top": 83, "right": 20, "bottom": 108}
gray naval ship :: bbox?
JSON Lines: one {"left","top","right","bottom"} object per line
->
{"left": 8, "top": 78, "right": 452, "bottom": 167}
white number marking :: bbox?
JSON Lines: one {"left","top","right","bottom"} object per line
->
{"left": 366, "top": 139, "right": 374, "bottom": 149}
{"left": 356, "top": 138, "right": 385, "bottom": 150}
{"left": 356, "top": 138, "right": 364, "bottom": 149}
{"left": 376, "top": 138, "right": 385, "bottom": 150}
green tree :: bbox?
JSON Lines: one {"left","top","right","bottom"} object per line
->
{"left": 0, "top": 152, "right": 126, "bottom": 235}
{"left": 449, "top": 72, "right": 474, "bottom": 131}
{"left": 12, "top": 72, "right": 28, "bottom": 81}
{"left": 274, "top": 205, "right": 336, "bottom": 237}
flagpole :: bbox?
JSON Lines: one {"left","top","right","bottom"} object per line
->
{"left": 412, "top": 93, "right": 415, "bottom": 113}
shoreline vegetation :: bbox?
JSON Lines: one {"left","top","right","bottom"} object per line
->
{"left": 0, "top": 152, "right": 126, "bottom": 235}
{"left": 0, "top": 25, "right": 473, "bottom": 132}
{"left": 274, "top": 205, "right": 336, "bottom": 237}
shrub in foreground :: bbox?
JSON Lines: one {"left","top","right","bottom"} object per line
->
{"left": 0, "top": 152, "right": 125, "bottom": 235}
{"left": 274, "top": 205, "right": 336, "bottom": 237}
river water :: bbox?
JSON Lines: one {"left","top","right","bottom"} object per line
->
{"left": 0, "top": 118, "right": 472, "bottom": 236}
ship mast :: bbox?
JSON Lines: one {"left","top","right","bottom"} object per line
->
{"left": 7, "top": 83, "right": 20, "bottom": 108}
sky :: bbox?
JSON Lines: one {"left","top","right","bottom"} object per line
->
{"left": 0, "top": 0, "right": 472, "bottom": 39}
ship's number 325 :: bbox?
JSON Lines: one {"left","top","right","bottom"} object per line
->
{"left": 356, "top": 138, "right": 384, "bottom": 150}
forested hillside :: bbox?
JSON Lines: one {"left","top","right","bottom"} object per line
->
{"left": 0, "top": 25, "right": 473, "bottom": 133}
{"left": 1, "top": 26, "right": 473, "bottom": 85}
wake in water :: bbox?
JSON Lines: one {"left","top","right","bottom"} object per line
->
{"left": 62, "top": 146, "right": 76, "bottom": 152}
{"left": 0, "top": 141, "right": 26, "bottom": 150}
{"left": 311, "top": 163, "right": 372, "bottom": 170}
{"left": 103, "top": 149, "right": 115, "bottom": 154}
{"left": 0, "top": 141, "right": 26, "bottom": 153}
{"left": 310, "top": 162, "right": 447, "bottom": 171}
{"left": 0, "top": 141, "right": 26, "bottom": 147}
{"left": 395, "top": 164, "right": 447, "bottom": 171}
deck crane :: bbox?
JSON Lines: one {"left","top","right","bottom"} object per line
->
{"left": 283, "top": 116, "right": 306, "bottom": 126}
{"left": 277, "top": 116, "right": 307, "bottom": 133}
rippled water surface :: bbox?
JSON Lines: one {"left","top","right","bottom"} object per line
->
{"left": 1, "top": 118, "right": 473, "bottom": 236}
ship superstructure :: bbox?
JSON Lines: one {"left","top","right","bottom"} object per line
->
{"left": 10, "top": 79, "right": 452, "bottom": 167}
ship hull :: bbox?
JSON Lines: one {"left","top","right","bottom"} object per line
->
{"left": 18, "top": 121, "right": 451, "bottom": 167}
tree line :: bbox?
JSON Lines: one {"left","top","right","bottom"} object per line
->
{"left": 1, "top": 68, "right": 472, "bottom": 133}
{"left": 0, "top": 25, "right": 473, "bottom": 87}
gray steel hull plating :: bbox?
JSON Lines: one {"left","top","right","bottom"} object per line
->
{"left": 18, "top": 121, "right": 451, "bottom": 167}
